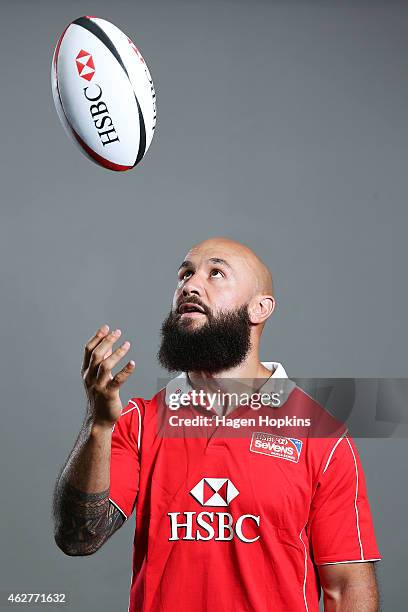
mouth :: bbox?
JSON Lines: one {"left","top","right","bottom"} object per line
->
{"left": 177, "top": 302, "right": 207, "bottom": 317}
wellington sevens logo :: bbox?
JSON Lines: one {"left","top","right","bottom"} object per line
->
{"left": 75, "top": 49, "right": 96, "bottom": 81}
{"left": 250, "top": 432, "right": 303, "bottom": 463}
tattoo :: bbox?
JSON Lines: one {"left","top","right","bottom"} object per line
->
{"left": 53, "top": 481, "right": 125, "bottom": 555}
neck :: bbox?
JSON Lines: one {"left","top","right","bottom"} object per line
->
{"left": 187, "top": 345, "right": 275, "bottom": 415}
{"left": 188, "top": 359, "right": 273, "bottom": 386}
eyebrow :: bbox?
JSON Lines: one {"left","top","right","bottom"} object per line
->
{"left": 178, "top": 257, "right": 232, "bottom": 272}
{"left": 208, "top": 257, "right": 232, "bottom": 269}
{"left": 178, "top": 260, "right": 194, "bottom": 272}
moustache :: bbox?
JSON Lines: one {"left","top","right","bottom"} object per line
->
{"left": 175, "top": 296, "right": 211, "bottom": 317}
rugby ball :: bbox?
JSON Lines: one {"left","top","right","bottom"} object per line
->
{"left": 51, "top": 16, "right": 157, "bottom": 171}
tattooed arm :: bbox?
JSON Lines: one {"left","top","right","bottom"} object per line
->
{"left": 53, "top": 420, "right": 125, "bottom": 556}
{"left": 53, "top": 325, "right": 136, "bottom": 556}
{"left": 53, "top": 483, "right": 125, "bottom": 556}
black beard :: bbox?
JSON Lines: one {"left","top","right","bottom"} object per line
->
{"left": 158, "top": 304, "right": 252, "bottom": 374}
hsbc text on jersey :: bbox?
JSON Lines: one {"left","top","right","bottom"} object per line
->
{"left": 167, "top": 511, "right": 260, "bottom": 543}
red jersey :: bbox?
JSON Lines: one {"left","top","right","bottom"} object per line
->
{"left": 109, "top": 363, "right": 381, "bottom": 611}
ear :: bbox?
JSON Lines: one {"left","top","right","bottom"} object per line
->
{"left": 248, "top": 295, "right": 275, "bottom": 325}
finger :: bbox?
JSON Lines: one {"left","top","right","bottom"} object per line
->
{"left": 88, "top": 328, "right": 122, "bottom": 374}
{"left": 108, "top": 360, "right": 136, "bottom": 390}
{"left": 97, "top": 341, "right": 131, "bottom": 386}
{"left": 82, "top": 324, "right": 110, "bottom": 372}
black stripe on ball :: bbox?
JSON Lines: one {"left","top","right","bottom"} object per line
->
{"left": 73, "top": 16, "right": 147, "bottom": 165}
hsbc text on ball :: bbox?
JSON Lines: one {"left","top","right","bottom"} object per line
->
{"left": 83, "top": 84, "right": 119, "bottom": 146}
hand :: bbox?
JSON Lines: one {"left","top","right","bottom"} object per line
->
{"left": 81, "top": 324, "right": 135, "bottom": 428}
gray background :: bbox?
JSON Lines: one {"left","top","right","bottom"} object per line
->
{"left": 0, "top": 0, "right": 407, "bottom": 609}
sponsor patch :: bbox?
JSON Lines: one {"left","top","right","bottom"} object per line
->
{"left": 250, "top": 432, "right": 303, "bottom": 463}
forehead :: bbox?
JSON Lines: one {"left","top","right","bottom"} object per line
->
{"left": 182, "top": 243, "right": 253, "bottom": 275}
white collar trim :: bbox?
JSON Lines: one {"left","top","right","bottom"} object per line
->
{"left": 164, "top": 361, "right": 289, "bottom": 404}
{"left": 261, "top": 361, "right": 288, "bottom": 379}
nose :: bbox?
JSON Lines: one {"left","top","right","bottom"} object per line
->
{"left": 182, "top": 284, "right": 200, "bottom": 297}
{"left": 182, "top": 273, "right": 203, "bottom": 298}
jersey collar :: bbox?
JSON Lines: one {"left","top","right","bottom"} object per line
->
{"left": 261, "top": 361, "right": 288, "bottom": 379}
{"left": 164, "top": 361, "right": 290, "bottom": 406}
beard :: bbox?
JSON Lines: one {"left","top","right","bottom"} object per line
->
{"left": 158, "top": 303, "right": 252, "bottom": 374}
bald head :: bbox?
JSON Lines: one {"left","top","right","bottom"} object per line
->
{"left": 169, "top": 236, "right": 275, "bottom": 349}
{"left": 187, "top": 237, "right": 273, "bottom": 297}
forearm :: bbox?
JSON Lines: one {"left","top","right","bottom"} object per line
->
{"left": 61, "top": 417, "right": 112, "bottom": 492}
{"left": 53, "top": 418, "right": 122, "bottom": 555}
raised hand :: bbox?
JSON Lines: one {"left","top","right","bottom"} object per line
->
{"left": 81, "top": 324, "right": 135, "bottom": 428}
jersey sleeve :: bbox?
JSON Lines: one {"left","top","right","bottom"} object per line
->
{"left": 109, "top": 397, "right": 143, "bottom": 521}
{"left": 308, "top": 433, "right": 382, "bottom": 565}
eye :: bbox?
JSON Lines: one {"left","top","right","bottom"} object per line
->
{"left": 210, "top": 269, "right": 224, "bottom": 278}
{"left": 180, "top": 269, "right": 193, "bottom": 281}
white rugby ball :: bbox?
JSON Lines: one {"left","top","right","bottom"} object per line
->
{"left": 51, "top": 15, "right": 157, "bottom": 171}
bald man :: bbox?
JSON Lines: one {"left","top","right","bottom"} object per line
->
{"left": 53, "top": 238, "right": 381, "bottom": 612}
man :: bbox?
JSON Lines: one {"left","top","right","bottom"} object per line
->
{"left": 53, "top": 237, "right": 381, "bottom": 611}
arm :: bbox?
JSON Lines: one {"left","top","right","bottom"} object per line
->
{"left": 52, "top": 325, "right": 135, "bottom": 556}
{"left": 319, "top": 562, "right": 379, "bottom": 611}
{"left": 53, "top": 422, "right": 125, "bottom": 556}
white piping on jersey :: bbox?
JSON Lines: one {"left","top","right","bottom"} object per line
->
{"left": 121, "top": 405, "right": 138, "bottom": 417}
{"left": 322, "top": 432, "right": 365, "bottom": 561}
{"left": 114, "top": 399, "right": 142, "bottom": 450}
{"left": 322, "top": 429, "right": 348, "bottom": 474}
{"left": 317, "top": 558, "right": 381, "bottom": 565}
{"left": 299, "top": 527, "right": 309, "bottom": 612}
{"left": 109, "top": 400, "right": 142, "bottom": 523}
{"left": 346, "top": 435, "right": 364, "bottom": 560}
{"left": 128, "top": 399, "right": 142, "bottom": 450}
{"left": 108, "top": 497, "right": 128, "bottom": 521}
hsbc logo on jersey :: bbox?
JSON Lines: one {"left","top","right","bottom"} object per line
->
{"left": 190, "top": 477, "right": 239, "bottom": 507}
{"left": 168, "top": 478, "right": 260, "bottom": 543}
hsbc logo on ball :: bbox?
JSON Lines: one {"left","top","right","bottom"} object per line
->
{"left": 75, "top": 49, "right": 95, "bottom": 81}
{"left": 75, "top": 49, "right": 120, "bottom": 147}
{"left": 167, "top": 478, "right": 260, "bottom": 543}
